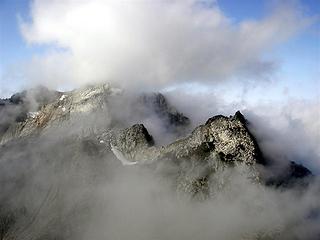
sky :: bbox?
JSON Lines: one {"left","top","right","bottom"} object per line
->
{"left": 0, "top": 0, "right": 319, "bottom": 101}
{"left": 219, "top": 0, "right": 319, "bottom": 99}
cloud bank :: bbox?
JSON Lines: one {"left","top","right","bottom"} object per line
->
{"left": 19, "top": 0, "right": 310, "bottom": 89}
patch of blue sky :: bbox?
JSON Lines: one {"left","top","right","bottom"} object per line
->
{"left": 0, "top": 0, "right": 70, "bottom": 97}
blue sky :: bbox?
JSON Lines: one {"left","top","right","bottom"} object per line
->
{"left": 0, "top": 0, "right": 319, "bottom": 99}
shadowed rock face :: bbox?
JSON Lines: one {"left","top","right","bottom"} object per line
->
{"left": 139, "top": 92, "right": 190, "bottom": 133}
{"left": 265, "top": 161, "right": 312, "bottom": 188}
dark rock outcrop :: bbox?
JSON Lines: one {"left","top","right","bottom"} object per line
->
{"left": 265, "top": 161, "right": 312, "bottom": 188}
{"left": 140, "top": 92, "right": 190, "bottom": 132}
{"left": 114, "top": 124, "right": 154, "bottom": 153}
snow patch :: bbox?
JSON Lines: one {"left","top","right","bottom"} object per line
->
{"left": 59, "top": 94, "right": 66, "bottom": 101}
{"left": 28, "top": 111, "right": 39, "bottom": 118}
{"left": 111, "top": 144, "right": 137, "bottom": 166}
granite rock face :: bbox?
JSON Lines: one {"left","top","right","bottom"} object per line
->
{"left": 111, "top": 111, "right": 265, "bottom": 198}
{"left": 112, "top": 124, "right": 154, "bottom": 156}
{"left": 113, "top": 111, "right": 262, "bottom": 164}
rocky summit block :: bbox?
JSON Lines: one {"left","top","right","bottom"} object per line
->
{"left": 111, "top": 111, "right": 266, "bottom": 198}
{"left": 113, "top": 111, "right": 263, "bottom": 165}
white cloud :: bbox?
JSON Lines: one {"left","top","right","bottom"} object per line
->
{"left": 245, "top": 99, "right": 320, "bottom": 172}
{"left": 19, "top": 0, "right": 311, "bottom": 89}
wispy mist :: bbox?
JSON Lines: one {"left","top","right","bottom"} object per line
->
{"left": 0, "top": 122, "right": 319, "bottom": 240}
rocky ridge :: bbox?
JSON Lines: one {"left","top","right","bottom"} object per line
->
{"left": 0, "top": 83, "right": 311, "bottom": 188}
{"left": 0, "top": 83, "right": 314, "bottom": 240}
{"left": 0, "top": 84, "right": 113, "bottom": 144}
{"left": 112, "top": 111, "right": 261, "bottom": 165}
